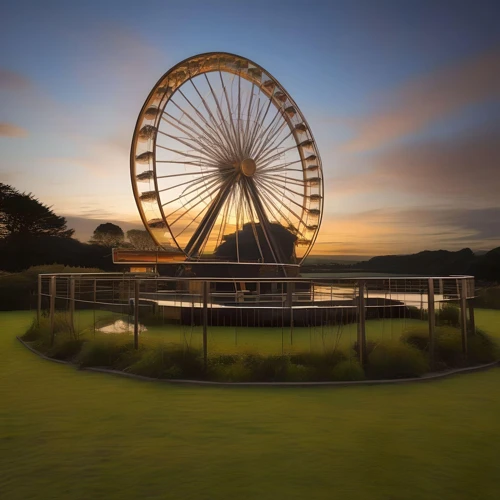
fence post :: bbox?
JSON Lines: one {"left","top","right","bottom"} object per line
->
{"left": 357, "top": 280, "right": 367, "bottom": 365}
{"left": 460, "top": 278, "right": 468, "bottom": 356}
{"left": 134, "top": 279, "right": 140, "bottom": 350}
{"left": 49, "top": 276, "right": 56, "bottom": 346}
{"left": 69, "top": 277, "right": 75, "bottom": 334}
{"left": 37, "top": 274, "right": 42, "bottom": 326}
{"left": 287, "top": 282, "right": 294, "bottom": 345}
{"left": 468, "top": 302, "right": 476, "bottom": 336}
{"left": 427, "top": 278, "right": 436, "bottom": 367}
{"left": 202, "top": 281, "right": 209, "bottom": 370}
{"left": 93, "top": 278, "right": 97, "bottom": 334}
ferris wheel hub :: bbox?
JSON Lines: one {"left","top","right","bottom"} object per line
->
{"left": 240, "top": 158, "right": 256, "bottom": 177}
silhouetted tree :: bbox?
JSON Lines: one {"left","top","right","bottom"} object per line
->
{"left": 126, "top": 229, "right": 157, "bottom": 250}
{"left": 90, "top": 223, "right": 124, "bottom": 247}
{"left": 215, "top": 222, "right": 297, "bottom": 263}
{"left": 0, "top": 234, "right": 116, "bottom": 272}
{"left": 0, "top": 183, "right": 74, "bottom": 238}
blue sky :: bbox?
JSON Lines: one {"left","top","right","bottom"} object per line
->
{"left": 1, "top": 0, "right": 499, "bottom": 255}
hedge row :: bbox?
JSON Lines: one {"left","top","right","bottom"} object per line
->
{"left": 21, "top": 316, "right": 499, "bottom": 382}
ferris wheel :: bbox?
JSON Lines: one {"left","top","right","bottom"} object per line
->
{"left": 131, "top": 52, "right": 323, "bottom": 265}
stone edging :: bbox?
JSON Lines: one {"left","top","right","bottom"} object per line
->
{"left": 16, "top": 336, "right": 500, "bottom": 388}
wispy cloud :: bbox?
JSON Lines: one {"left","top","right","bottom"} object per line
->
{"left": 342, "top": 47, "right": 500, "bottom": 153}
{"left": 331, "top": 122, "right": 500, "bottom": 203}
{"left": 315, "top": 205, "right": 500, "bottom": 256}
{"left": 0, "top": 69, "right": 31, "bottom": 91}
{"left": 0, "top": 122, "right": 27, "bottom": 137}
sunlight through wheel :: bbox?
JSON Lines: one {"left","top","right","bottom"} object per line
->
{"left": 131, "top": 52, "right": 323, "bottom": 265}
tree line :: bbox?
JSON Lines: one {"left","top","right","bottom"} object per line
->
{"left": 0, "top": 183, "right": 156, "bottom": 272}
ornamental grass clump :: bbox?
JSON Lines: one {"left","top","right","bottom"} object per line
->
{"left": 76, "top": 336, "right": 136, "bottom": 369}
{"left": 366, "top": 341, "right": 429, "bottom": 379}
{"left": 402, "top": 325, "right": 499, "bottom": 368}
{"left": 125, "top": 343, "right": 205, "bottom": 380}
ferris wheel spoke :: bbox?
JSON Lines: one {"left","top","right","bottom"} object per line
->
{"left": 257, "top": 176, "right": 306, "bottom": 211}
{"left": 161, "top": 113, "right": 230, "bottom": 165}
{"left": 258, "top": 158, "right": 302, "bottom": 172}
{"left": 156, "top": 144, "right": 220, "bottom": 163}
{"left": 166, "top": 177, "right": 226, "bottom": 226}
{"left": 242, "top": 82, "right": 256, "bottom": 155}
{"left": 240, "top": 181, "right": 265, "bottom": 261}
{"left": 203, "top": 73, "right": 239, "bottom": 159}
{"left": 219, "top": 71, "right": 242, "bottom": 158}
{"left": 213, "top": 189, "right": 233, "bottom": 252}
{"left": 234, "top": 185, "right": 242, "bottom": 261}
{"left": 259, "top": 172, "right": 306, "bottom": 185}
{"left": 157, "top": 130, "right": 227, "bottom": 165}
{"left": 237, "top": 72, "right": 243, "bottom": 156}
{"left": 246, "top": 84, "right": 275, "bottom": 157}
{"left": 157, "top": 171, "right": 221, "bottom": 193}
{"left": 156, "top": 159, "right": 220, "bottom": 169}
{"left": 244, "top": 96, "right": 264, "bottom": 157}
{"left": 250, "top": 106, "right": 283, "bottom": 159}
{"left": 254, "top": 179, "right": 307, "bottom": 233}
{"left": 255, "top": 125, "right": 293, "bottom": 164}
{"left": 157, "top": 170, "right": 219, "bottom": 180}
{"left": 244, "top": 179, "right": 283, "bottom": 263}
{"left": 162, "top": 175, "right": 224, "bottom": 214}
{"left": 176, "top": 88, "right": 232, "bottom": 156}
{"left": 254, "top": 144, "right": 298, "bottom": 168}
{"left": 173, "top": 198, "right": 217, "bottom": 240}
{"left": 187, "top": 77, "right": 235, "bottom": 160}
{"left": 254, "top": 192, "right": 306, "bottom": 242}
{"left": 253, "top": 119, "right": 289, "bottom": 162}
{"left": 185, "top": 177, "right": 235, "bottom": 257}
{"left": 169, "top": 97, "right": 230, "bottom": 162}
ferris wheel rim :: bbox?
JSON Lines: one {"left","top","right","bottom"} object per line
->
{"left": 130, "top": 52, "right": 324, "bottom": 265}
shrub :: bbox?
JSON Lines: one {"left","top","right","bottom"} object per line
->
{"left": 437, "top": 304, "right": 460, "bottom": 327}
{"left": 406, "top": 306, "right": 428, "bottom": 321}
{"left": 46, "top": 339, "right": 85, "bottom": 361}
{"left": 240, "top": 354, "right": 291, "bottom": 382}
{"left": 367, "top": 341, "right": 429, "bottom": 379}
{"left": 290, "top": 350, "right": 346, "bottom": 380}
{"left": 22, "top": 318, "right": 46, "bottom": 342}
{"left": 76, "top": 337, "right": 136, "bottom": 368}
{"left": 353, "top": 340, "right": 378, "bottom": 358}
{"left": 285, "top": 363, "right": 315, "bottom": 382}
{"left": 467, "top": 328, "right": 499, "bottom": 364}
{"left": 126, "top": 344, "right": 205, "bottom": 379}
{"left": 402, "top": 325, "right": 499, "bottom": 368}
{"left": 435, "top": 328, "right": 465, "bottom": 367}
{"left": 22, "top": 315, "right": 86, "bottom": 360}
{"left": 0, "top": 264, "right": 102, "bottom": 311}
{"left": 474, "top": 286, "right": 500, "bottom": 310}
{"left": 330, "top": 359, "right": 365, "bottom": 381}
{"left": 401, "top": 328, "right": 430, "bottom": 351}
{"left": 210, "top": 361, "right": 253, "bottom": 382}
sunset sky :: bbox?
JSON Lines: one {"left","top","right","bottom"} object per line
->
{"left": 1, "top": 0, "right": 499, "bottom": 257}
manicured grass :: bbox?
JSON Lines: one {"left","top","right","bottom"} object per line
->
{"left": 475, "top": 308, "right": 500, "bottom": 339}
{"left": 1, "top": 310, "right": 500, "bottom": 499}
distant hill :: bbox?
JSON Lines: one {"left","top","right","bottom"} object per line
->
{"left": 303, "top": 255, "right": 365, "bottom": 265}
{"left": 359, "top": 247, "right": 500, "bottom": 281}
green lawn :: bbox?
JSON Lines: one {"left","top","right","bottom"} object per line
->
{"left": 1, "top": 310, "right": 500, "bottom": 499}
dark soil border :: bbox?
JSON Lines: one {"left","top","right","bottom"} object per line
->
{"left": 16, "top": 336, "right": 500, "bottom": 388}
